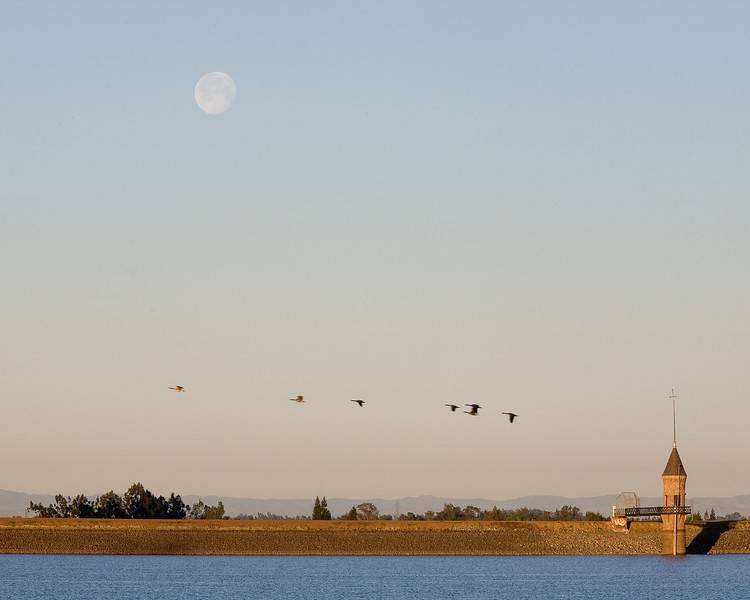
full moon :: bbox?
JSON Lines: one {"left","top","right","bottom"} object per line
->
{"left": 194, "top": 72, "right": 237, "bottom": 115}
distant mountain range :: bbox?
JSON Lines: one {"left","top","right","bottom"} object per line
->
{"left": 2, "top": 489, "right": 748, "bottom": 519}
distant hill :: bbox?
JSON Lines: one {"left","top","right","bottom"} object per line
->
{"left": 3, "top": 489, "right": 748, "bottom": 519}
{"left": 0, "top": 490, "right": 56, "bottom": 517}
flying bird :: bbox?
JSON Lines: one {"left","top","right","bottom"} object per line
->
{"left": 351, "top": 399, "right": 365, "bottom": 407}
{"left": 168, "top": 386, "right": 185, "bottom": 392}
{"left": 502, "top": 412, "right": 518, "bottom": 423}
{"left": 464, "top": 404, "right": 481, "bottom": 416}
{"left": 289, "top": 395, "right": 305, "bottom": 403}
{"left": 445, "top": 404, "right": 460, "bottom": 412}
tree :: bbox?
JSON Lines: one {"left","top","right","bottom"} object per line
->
{"left": 484, "top": 506, "right": 505, "bottom": 521}
{"left": 255, "top": 511, "right": 287, "bottom": 520}
{"left": 122, "top": 483, "right": 167, "bottom": 518}
{"left": 462, "top": 505, "right": 482, "bottom": 520}
{"left": 204, "top": 501, "right": 225, "bottom": 520}
{"left": 312, "top": 496, "right": 322, "bottom": 520}
{"left": 342, "top": 506, "right": 358, "bottom": 520}
{"left": 123, "top": 483, "right": 149, "bottom": 518}
{"left": 53, "top": 495, "right": 72, "bottom": 518}
{"left": 94, "top": 491, "right": 126, "bottom": 519}
{"left": 356, "top": 502, "right": 379, "bottom": 520}
{"left": 704, "top": 510, "right": 709, "bottom": 520}
{"left": 70, "top": 494, "right": 95, "bottom": 518}
{"left": 165, "top": 493, "right": 187, "bottom": 519}
{"left": 188, "top": 499, "right": 225, "bottom": 520}
{"left": 435, "top": 504, "right": 461, "bottom": 521}
{"left": 27, "top": 500, "right": 59, "bottom": 518}
{"left": 554, "top": 506, "right": 581, "bottom": 521}
{"left": 320, "top": 497, "right": 331, "bottom": 520}
{"left": 710, "top": 508, "right": 716, "bottom": 521}
{"left": 188, "top": 500, "right": 206, "bottom": 519}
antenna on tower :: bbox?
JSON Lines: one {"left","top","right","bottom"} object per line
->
{"left": 669, "top": 388, "right": 678, "bottom": 448}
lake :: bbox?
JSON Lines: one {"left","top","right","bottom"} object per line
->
{"left": 1, "top": 555, "right": 748, "bottom": 599}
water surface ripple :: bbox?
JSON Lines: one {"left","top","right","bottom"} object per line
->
{"left": 1, "top": 555, "right": 748, "bottom": 599}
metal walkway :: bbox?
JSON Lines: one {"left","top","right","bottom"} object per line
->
{"left": 613, "top": 505, "right": 691, "bottom": 518}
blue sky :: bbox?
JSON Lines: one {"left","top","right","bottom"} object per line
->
{"left": 1, "top": 2, "right": 749, "bottom": 500}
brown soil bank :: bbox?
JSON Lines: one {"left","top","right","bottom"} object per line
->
{"left": 705, "top": 522, "right": 750, "bottom": 554}
{"left": 0, "top": 519, "right": 720, "bottom": 556}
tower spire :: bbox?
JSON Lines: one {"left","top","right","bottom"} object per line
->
{"left": 669, "top": 388, "right": 678, "bottom": 448}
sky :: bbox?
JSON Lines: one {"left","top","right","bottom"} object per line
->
{"left": 1, "top": 1, "right": 749, "bottom": 503}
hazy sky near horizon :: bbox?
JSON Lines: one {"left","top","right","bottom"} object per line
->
{"left": 1, "top": 2, "right": 749, "bottom": 502}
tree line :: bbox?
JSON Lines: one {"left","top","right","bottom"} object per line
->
{"left": 424, "top": 504, "right": 605, "bottom": 521}
{"left": 688, "top": 508, "right": 744, "bottom": 522}
{"left": 28, "top": 489, "right": 612, "bottom": 522}
{"left": 304, "top": 500, "right": 606, "bottom": 521}
{"left": 27, "top": 483, "right": 225, "bottom": 520}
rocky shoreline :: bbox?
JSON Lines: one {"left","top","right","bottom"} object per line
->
{"left": 1, "top": 519, "right": 748, "bottom": 556}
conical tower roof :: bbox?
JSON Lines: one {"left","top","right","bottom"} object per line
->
{"left": 662, "top": 446, "right": 687, "bottom": 477}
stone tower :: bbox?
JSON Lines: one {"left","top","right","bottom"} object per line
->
{"left": 661, "top": 446, "right": 687, "bottom": 555}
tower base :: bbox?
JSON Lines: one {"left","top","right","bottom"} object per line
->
{"left": 661, "top": 529, "right": 686, "bottom": 555}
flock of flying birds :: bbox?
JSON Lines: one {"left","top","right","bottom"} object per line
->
{"left": 445, "top": 403, "right": 518, "bottom": 423}
{"left": 168, "top": 387, "right": 519, "bottom": 423}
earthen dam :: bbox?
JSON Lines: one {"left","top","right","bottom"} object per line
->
{"left": 2, "top": 519, "right": 749, "bottom": 556}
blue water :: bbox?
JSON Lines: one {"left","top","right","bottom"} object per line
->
{"left": 0, "top": 555, "right": 748, "bottom": 599}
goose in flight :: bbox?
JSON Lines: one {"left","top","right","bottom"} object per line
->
{"left": 289, "top": 395, "right": 305, "bottom": 403}
{"left": 464, "top": 404, "right": 481, "bottom": 416}
{"left": 351, "top": 399, "right": 365, "bottom": 407}
{"left": 445, "top": 404, "right": 460, "bottom": 412}
{"left": 502, "top": 412, "right": 518, "bottom": 423}
{"left": 168, "top": 386, "right": 185, "bottom": 393}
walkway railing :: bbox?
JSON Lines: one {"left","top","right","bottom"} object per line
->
{"left": 613, "top": 506, "right": 691, "bottom": 518}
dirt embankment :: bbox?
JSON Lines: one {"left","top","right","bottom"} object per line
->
{"left": 0, "top": 519, "right": 696, "bottom": 556}
{"left": 706, "top": 521, "right": 750, "bottom": 554}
